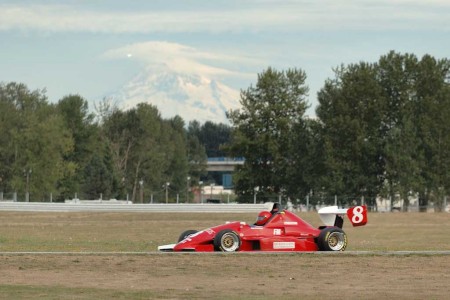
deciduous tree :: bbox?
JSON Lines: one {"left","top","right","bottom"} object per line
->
{"left": 227, "top": 67, "right": 309, "bottom": 200}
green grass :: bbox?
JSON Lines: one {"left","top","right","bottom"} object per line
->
{"left": 0, "top": 211, "right": 449, "bottom": 252}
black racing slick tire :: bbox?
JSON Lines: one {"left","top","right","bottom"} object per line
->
{"left": 213, "top": 229, "right": 241, "bottom": 252}
{"left": 317, "top": 227, "right": 348, "bottom": 251}
{"left": 178, "top": 230, "right": 198, "bottom": 242}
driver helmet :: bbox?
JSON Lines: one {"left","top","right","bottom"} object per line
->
{"left": 255, "top": 211, "right": 272, "bottom": 226}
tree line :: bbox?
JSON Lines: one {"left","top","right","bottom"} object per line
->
{"left": 1, "top": 51, "right": 448, "bottom": 210}
{"left": 228, "top": 51, "right": 449, "bottom": 211}
{"left": 0, "top": 84, "right": 220, "bottom": 203}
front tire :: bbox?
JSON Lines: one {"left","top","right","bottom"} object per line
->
{"left": 178, "top": 230, "right": 198, "bottom": 242}
{"left": 214, "top": 229, "right": 241, "bottom": 252}
{"left": 317, "top": 227, "right": 348, "bottom": 251}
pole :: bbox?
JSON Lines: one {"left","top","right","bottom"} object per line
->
{"left": 25, "top": 169, "right": 31, "bottom": 202}
{"left": 199, "top": 181, "right": 203, "bottom": 204}
{"left": 210, "top": 183, "right": 214, "bottom": 201}
{"left": 139, "top": 180, "right": 144, "bottom": 204}
{"left": 165, "top": 182, "right": 170, "bottom": 204}
{"left": 186, "top": 176, "right": 190, "bottom": 203}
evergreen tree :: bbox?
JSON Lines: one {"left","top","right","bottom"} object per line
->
{"left": 317, "top": 63, "right": 385, "bottom": 201}
{"left": 57, "top": 95, "right": 101, "bottom": 199}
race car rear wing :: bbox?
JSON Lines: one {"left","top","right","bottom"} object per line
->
{"left": 318, "top": 205, "right": 368, "bottom": 228}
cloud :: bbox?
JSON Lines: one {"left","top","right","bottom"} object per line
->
{"left": 0, "top": 1, "right": 448, "bottom": 34}
{"left": 102, "top": 41, "right": 256, "bottom": 79}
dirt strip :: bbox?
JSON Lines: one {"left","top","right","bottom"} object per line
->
{"left": 1, "top": 253, "right": 449, "bottom": 299}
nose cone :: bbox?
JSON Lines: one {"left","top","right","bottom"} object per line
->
{"left": 173, "top": 229, "right": 214, "bottom": 251}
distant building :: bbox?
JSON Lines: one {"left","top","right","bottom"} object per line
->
{"left": 204, "top": 157, "right": 244, "bottom": 189}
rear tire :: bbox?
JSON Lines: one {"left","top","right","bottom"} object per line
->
{"left": 178, "top": 230, "right": 198, "bottom": 242}
{"left": 317, "top": 227, "right": 347, "bottom": 251}
{"left": 213, "top": 229, "right": 240, "bottom": 252}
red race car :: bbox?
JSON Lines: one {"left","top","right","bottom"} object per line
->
{"left": 158, "top": 203, "right": 367, "bottom": 252}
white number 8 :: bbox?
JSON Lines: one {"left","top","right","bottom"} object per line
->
{"left": 352, "top": 206, "right": 364, "bottom": 224}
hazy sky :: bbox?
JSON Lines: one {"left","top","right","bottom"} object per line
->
{"left": 1, "top": 0, "right": 449, "bottom": 116}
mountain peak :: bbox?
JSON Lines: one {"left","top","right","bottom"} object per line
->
{"left": 112, "top": 66, "right": 241, "bottom": 124}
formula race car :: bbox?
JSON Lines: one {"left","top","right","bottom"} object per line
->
{"left": 158, "top": 203, "right": 368, "bottom": 252}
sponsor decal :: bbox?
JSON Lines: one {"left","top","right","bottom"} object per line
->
{"left": 179, "top": 229, "right": 216, "bottom": 244}
{"left": 299, "top": 233, "right": 313, "bottom": 237}
{"left": 273, "top": 242, "right": 295, "bottom": 249}
{"left": 273, "top": 229, "right": 282, "bottom": 236}
{"left": 179, "top": 230, "right": 204, "bottom": 244}
{"left": 251, "top": 226, "right": 264, "bottom": 229}
{"left": 284, "top": 222, "right": 298, "bottom": 225}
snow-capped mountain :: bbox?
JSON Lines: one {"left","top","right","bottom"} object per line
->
{"left": 111, "top": 65, "right": 241, "bottom": 124}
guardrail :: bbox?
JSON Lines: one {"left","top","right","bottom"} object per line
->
{"left": 0, "top": 202, "right": 267, "bottom": 213}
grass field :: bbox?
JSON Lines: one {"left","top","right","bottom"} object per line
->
{"left": 0, "top": 211, "right": 449, "bottom": 299}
